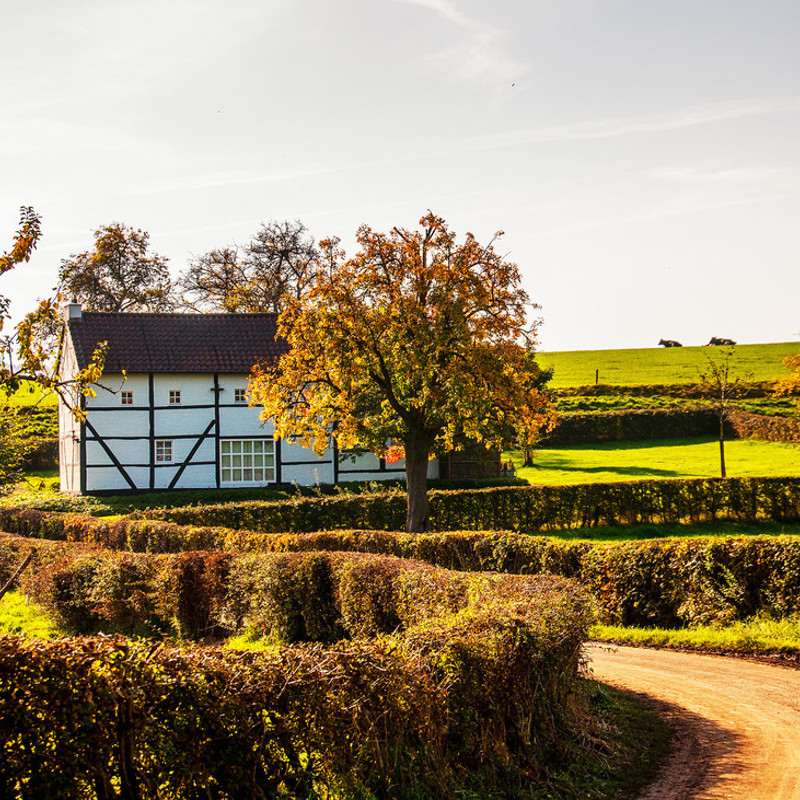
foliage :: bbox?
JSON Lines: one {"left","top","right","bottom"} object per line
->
{"left": 0, "top": 207, "right": 41, "bottom": 338}
{"left": 775, "top": 351, "right": 800, "bottom": 412}
{"left": 57, "top": 222, "right": 174, "bottom": 312}
{"left": 0, "top": 409, "right": 26, "bottom": 488}
{"left": 178, "top": 219, "right": 318, "bottom": 312}
{"left": 0, "top": 553, "right": 592, "bottom": 798}
{"left": 250, "top": 212, "right": 555, "bottom": 532}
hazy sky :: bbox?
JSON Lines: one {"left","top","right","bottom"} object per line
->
{"left": 3, "top": 0, "right": 799, "bottom": 351}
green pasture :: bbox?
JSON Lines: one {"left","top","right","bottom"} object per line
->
{"left": 2, "top": 380, "right": 57, "bottom": 407}
{"left": 539, "top": 341, "right": 799, "bottom": 388}
{"left": 508, "top": 437, "right": 800, "bottom": 485}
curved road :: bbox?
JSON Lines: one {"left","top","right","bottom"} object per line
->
{"left": 587, "top": 643, "right": 800, "bottom": 799}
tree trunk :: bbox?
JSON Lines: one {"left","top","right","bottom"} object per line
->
{"left": 718, "top": 409, "right": 726, "bottom": 478}
{"left": 405, "top": 443, "right": 430, "bottom": 533}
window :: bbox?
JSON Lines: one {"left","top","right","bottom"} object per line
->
{"left": 155, "top": 440, "right": 173, "bottom": 463}
{"left": 220, "top": 439, "right": 274, "bottom": 484}
{"left": 121, "top": 391, "right": 134, "bottom": 405}
{"left": 234, "top": 388, "right": 247, "bottom": 404}
{"left": 169, "top": 390, "right": 181, "bottom": 405}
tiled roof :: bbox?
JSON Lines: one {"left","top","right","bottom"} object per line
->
{"left": 67, "top": 311, "right": 288, "bottom": 373}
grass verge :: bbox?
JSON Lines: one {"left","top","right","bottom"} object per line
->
{"left": 592, "top": 614, "right": 800, "bottom": 661}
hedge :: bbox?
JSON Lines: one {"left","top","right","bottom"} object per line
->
{"left": 3, "top": 478, "right": 800, "bottom": 543}
{"left": 542, "top": 407, "right": 721, "bottom": 444}
{"left": 543, "top": 407, "right": 800, "bottom": 445}
{"left": 4, "top": 524, "right": 800, "bottom": 630}
{"left": 0, "top": 556, "right": 591, "bottom": 798}
{"left": 121, "top": 476, "right": 800, "bottom": 533}
{"left": 726, "top": 408, "right": 800, "bottom": 444}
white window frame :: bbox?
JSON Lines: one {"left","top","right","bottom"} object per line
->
{"left": 121, "top": 390, "right": 134, "bottom": 405}
{"left": 169, "top": 390, "right": 182, "bottom": 405}
{"left": 155, "top": 440, "right": 173, "bottom": 463}
{"left": 234, "top": 388, "right": 247, "bottom": 404}
{"left": 220, "top": 438, "right": 275, "bottom": 485}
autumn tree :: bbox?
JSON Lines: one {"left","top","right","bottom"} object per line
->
{"left": 58, "top": 222, "right": 175, "bottom": 312}
{"left": 775, "top": 350, "right": 800, "bottom": 412}
{"left": 249, "top": 213, "right": 556, "bottom": 532}
{"left": 178, "top": 220, "right": 317, "bottom": 312}
{"left": 1, "top": 208, "right": 108, "bottom": 422}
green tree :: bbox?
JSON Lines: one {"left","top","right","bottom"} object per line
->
{"left": 249, "top": 213, "right": 555, "bottom": 532}
{"left": 58, "top": 222, "right": 174, "bottom": 312}
{"left": 179, "top": 219, "right": 317, "bottom": 312}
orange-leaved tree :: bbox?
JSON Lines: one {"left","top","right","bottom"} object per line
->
{"left": 249, "top": 212, "right": 556, "bottom": 532}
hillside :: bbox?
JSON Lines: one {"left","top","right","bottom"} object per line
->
{"left": 538, "top": 341, "right": 799, "bottom": 388}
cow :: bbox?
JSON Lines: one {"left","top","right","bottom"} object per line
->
{"left": 706, "top": 336, "right": 736, "bottom": 346}
{"left": 658, "top": 339, "right": 682, "bottom": 347}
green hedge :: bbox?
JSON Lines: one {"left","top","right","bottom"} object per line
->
{"left": 543, "top": 407, "right": 721, "bottom": 444}
{"left": 543, "top": 406, "right": 800, "bottom": 445}
{"left": 125, "top": 476, "right": 800, "bottom": 532}
{"left": 3, "top": 477, "right": 800, "bottom": 543}
{"left": 0, "top": 557, "right": 591, "bottom": 798}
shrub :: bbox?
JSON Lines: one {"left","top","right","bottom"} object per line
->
{"left": 0, "top": 567, "right": 591, "bottom": 798}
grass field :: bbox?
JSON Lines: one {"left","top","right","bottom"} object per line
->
{"left": 507, "top": 437, "right": 800, "bottom": 485}
{"left": 538, "top": 341, "right": 799, "bottom": 388}
{"left": 2, "top": 380, "right": 57, "bottom": 407}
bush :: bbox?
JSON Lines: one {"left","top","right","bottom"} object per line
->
{"left": 0, "top": 565, "right": 591, "bottom": 798}
{"left": 127, "top": 476, "right": 800, "bottom": 534}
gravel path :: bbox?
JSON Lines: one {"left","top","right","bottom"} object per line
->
{"left": 587, "top": 643, "right": 800, "bottom": 799}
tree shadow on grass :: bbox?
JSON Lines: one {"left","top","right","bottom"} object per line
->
{"left": 528, "top": 460, "right": 684, "bottom": 479}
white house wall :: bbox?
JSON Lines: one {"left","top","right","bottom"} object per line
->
{"left": 70, "top": 370, "right": 418, "bottom": 493}
{"left": 57, "top": 339, "right": 81, "bottom": 494}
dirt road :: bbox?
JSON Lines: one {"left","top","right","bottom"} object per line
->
{"left": 587, "top": 643, "right": 800, "bottom": 799}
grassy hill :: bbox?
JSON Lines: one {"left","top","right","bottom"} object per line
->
{"left": 538, "top": 341, "right": 799, "bottom": 388}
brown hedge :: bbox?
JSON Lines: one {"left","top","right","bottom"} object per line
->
{"left": 0, "top": 561, "right": 591, "bottom": 798}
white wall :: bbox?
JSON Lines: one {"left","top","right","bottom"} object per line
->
{"left": 73, "top": 370, "right": 435, "bottom": 493}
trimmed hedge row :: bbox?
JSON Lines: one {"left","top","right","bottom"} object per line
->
{"left": 557, "top": 381, "right": 780, "bottom": 398}
{"left": 543, "top": 406, "right": 800, "bottom": 446}
{"left": 127, "top": 476, "right": 800, "bottom": 532}
{"left": 0, "top": 550, "right": 591, "bottom": 798}
{"left": 542, "top": 407, "right": 721, "bottom": 444}
{"left": 3, "top": 478, "right": 800, "bottom": 545}
{"left": 727, "top": 408, "right": 800, "bottom": 444}
{"left": 4, "top": 521, "right": 800, "bottom": 629}
{"left": 225, "top": 531, "right": 800, "bottom": 628}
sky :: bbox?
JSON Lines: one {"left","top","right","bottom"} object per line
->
{"left": 2, "top": 0, "right": 799, "bottom": 352}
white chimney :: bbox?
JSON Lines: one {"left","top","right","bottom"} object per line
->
{"left": 66, "top": 301, "right": 83, "bottom": 321}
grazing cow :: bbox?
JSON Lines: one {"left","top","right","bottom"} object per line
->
{"left": 707, "top": 336, "right": 736, "bottom": 346}
{"left": 658, "top": 338, "right": 682, "bottom": 347}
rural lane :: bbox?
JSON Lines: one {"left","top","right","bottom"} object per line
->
{"left": 587, "top": 643, "right": 800, "bottom": 799}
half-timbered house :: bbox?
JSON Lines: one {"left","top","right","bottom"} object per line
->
{"left": 58, "top": 303, "right": 427, "bottom": 493}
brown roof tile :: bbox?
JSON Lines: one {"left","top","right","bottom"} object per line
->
{"left": 68, "top": 311, "right": 288, "bottom": 373}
